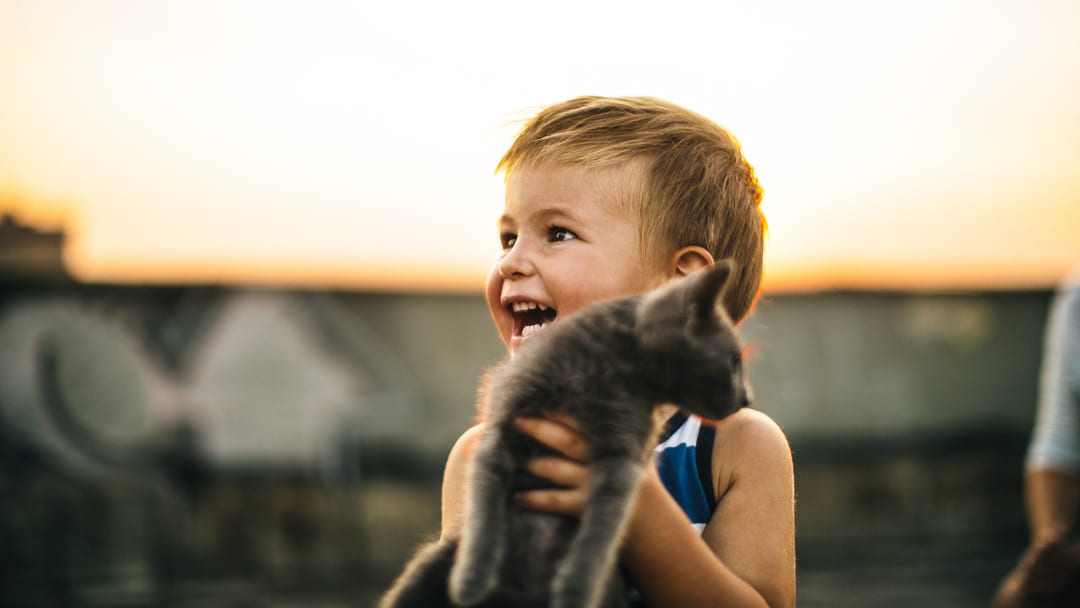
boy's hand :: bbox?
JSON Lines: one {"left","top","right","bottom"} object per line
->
{"left": 994, "top": 528, "right": 1080, "bottom": 608}
{"left": 513, "top": 413, "right": 590, "bottom": 517}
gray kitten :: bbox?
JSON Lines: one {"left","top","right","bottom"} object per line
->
{"left": 380, "top": 261, "right": 751, "bottom": 608}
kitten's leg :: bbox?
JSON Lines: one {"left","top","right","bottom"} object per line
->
{"left": 378, "top": 540, "right": 457, "bottom": 608}
{"left": 448, "top": 425, "right": 513, "bottom": 606}
{"left": 553, "top": 459, "right": 643, "bottom": 608}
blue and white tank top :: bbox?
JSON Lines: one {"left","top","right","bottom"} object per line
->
{"left": 653, "top": 410, "right": 718, "bottom": 534}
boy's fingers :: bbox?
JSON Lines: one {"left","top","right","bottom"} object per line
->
{"left": 541, "top": 411, "right": 580, "bottom": 430}
{"left": 514, "top": 416, "right": 589, "bottom": 461}
{"left": 514, "top": 488, "right": 586, "bottom": 517}
{"left": 524, "top": 456, "right": 589, "bottom": 488}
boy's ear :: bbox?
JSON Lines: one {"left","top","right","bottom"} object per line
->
{"left": 672, "top": 246, "right": 715, "bottom": 278}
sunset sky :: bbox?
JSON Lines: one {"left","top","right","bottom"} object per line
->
{"left": 1, "top": 0, "right": 1078, "bottom": 292}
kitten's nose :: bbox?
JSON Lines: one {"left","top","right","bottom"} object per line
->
{"left": 740, "top": 383, "right": 754, "bottom": 408}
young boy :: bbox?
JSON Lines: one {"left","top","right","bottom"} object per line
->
{"left": 440, "top": 96, "right": 795, "bottom": 608}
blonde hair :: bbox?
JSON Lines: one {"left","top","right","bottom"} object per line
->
{"left": 496, "top": 96, "right": 766, "bottom": 323}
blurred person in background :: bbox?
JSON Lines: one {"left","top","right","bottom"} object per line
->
{"left": 995, "top": 269, "right": 1080, "bottom": 607}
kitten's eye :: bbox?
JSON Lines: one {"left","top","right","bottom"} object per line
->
{"left": 500, "top": 233, "right": 517, "bottom": 250}
{"left": 548, "top": 226, "right": 577, "bottom": 242}
{"left": 730, "top": 354, "right": 742, "bottom": 372}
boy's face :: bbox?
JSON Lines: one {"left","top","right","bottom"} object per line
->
{"left": 486, "top": 161, "right": 669, "bottom": 354}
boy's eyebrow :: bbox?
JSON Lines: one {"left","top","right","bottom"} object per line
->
{"left": 498, "top": 205, "right": 581, "bottom": 229}
{"left": 535, "top": 205, "right": 579, "bottom": 223}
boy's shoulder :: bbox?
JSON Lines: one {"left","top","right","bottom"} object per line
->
{"left": 713, "top": 407, "right": 788, "bottom": 445}
{"left": 710, "top": 408, "right": 792, "bottom": 496}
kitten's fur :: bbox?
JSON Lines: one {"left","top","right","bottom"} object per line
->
{"left": 380, "top": 262, "right": 751, "bottom": 608}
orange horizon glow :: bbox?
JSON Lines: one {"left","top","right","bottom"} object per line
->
{"left": 760, "top": 259, "right": 1077, "bottom": 294}
{"left": 51, "top": 250, "right": 1078, "bottom": 296}
{"left": 63, "top": 256, "right": 493, "bottom": 294}
{"left": 2, "top": 191, "right": 1074, "bottom": 295}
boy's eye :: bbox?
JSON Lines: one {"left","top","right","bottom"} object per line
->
{"left": 500, "top": 233, "right": 517, "bottom": 250}
{"left": 548, "top": 226, "right": 577, "bottom": 242}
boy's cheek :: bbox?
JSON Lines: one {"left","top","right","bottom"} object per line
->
{"left": 484, "top": 264, "right": 510, "bottom": 347}
{"left": 484, "top": 264, "right": 502, "bottom": 310}
{"left": 488, "top": 305, "right": 514, "bottom": 350}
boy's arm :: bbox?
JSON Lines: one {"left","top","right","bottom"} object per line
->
{"left": 995, "top": 281, "right": 1080, "bottom": 607}
{"left": 994, "top": 469, "right": 1080, "bottom": 607}
{"left": 623, "top": 409, "right": 795, "bottom": 608}
{"left": 1027, "top": 467, "right": 1080, "bottom": 544}
{"left": 1025, "top": 280, "right": 1080, "bottom": 544}
{"left": 440, "top": 424, "right": 485, "bottom": 540}
{"left": 514, "top": 409, "right": 796, "bottom": 608}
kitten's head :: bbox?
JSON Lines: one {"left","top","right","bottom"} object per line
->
{"left": 635, "top": 260, "right": 752, "bottom": 421}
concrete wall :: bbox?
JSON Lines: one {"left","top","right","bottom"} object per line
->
{"left": 742, "top": 290, "right": 1048, "bottom": 441}
{"left": 0, "top": 280, "right": 1055, "bottom": 604}
{"left": 1, "top": 282, "right": 1049, "bottom": 464}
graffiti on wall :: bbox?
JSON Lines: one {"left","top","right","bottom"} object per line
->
{"left": 0, "top": 288, "right": 421, "bottom": 483}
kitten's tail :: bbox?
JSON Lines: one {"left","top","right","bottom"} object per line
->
{"left": 378, "top": 539, "right": 458, "bottom": 608}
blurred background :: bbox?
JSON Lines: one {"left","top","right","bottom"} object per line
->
{"left": 2, "top": 0, "right": 1079, "bottom": 606}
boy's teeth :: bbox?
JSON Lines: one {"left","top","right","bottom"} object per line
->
{"left": 511, "top": 301, "right": 549, "bottom": 313}
{"left": 520, "top": 322, "right": 549, "bottom": 337}
{"left": 510, "top": 301, "right": 556, "bottom": 339}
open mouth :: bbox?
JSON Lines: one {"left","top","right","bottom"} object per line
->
{"left": 510, "top": 301, "right": 557, "bottom": 338}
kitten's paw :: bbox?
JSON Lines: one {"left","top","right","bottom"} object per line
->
{"left": 551, "top": 580, "right": 587, "bottom": 608}
{"left": 553, "top": 569, "right": 604, "bottom": 608}
{"left": 551, "top": 590, "right": 593, "bottom": 608}
{"left": 448, "top": 561, "right": 497, "bottom": 607}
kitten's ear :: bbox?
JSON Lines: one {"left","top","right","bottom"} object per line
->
{"left": 687, "top": 259, "right": 733, "bottom": 322}
{"left": 638, "top": 259, "right": 734, "bottom": 343}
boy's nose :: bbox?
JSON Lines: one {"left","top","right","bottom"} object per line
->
{"left": 498, "top": 244, "right": 535, "bottom": 279}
